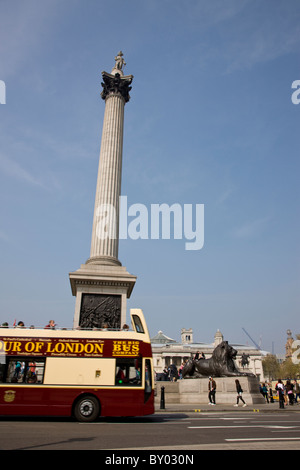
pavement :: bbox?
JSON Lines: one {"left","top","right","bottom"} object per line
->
{"left": 155, "top": 401, "right": 300, "bottom": 413}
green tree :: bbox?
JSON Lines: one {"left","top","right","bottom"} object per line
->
{"left": 279, "top": 358, "right": 300, "bottom": 379}
{"left": 262, "top": 354, "right": 280, "bottom": 380}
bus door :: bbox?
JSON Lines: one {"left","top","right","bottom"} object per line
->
{"left": 144, "top": 358, "right": 153, "bottom": 403}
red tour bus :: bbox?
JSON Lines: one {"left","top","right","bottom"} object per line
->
{"left": 0, "top": 309, "right": 154, "bottom": 421}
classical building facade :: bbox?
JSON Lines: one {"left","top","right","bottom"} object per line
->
{"left": 151, "top": 328, "right": 266, "bottom": 381}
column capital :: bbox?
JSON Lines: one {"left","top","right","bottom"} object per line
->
{"left": 101, "top": 71, "right": 133, "bottom": 103}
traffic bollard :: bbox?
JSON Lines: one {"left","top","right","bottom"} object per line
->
{"left": 160, "top": 386, "right": 165, "bottom": 409}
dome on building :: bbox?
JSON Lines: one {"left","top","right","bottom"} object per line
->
{"left": 151, "top": 331, "right": 177, "bottom": 344}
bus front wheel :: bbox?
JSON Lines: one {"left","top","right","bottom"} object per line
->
{"left": 74, "top": 395, "right": 100, "bottom": 422}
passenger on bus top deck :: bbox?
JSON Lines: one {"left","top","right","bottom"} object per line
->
{"left": 45, "top": 320, "right": 56, "bottom": 329}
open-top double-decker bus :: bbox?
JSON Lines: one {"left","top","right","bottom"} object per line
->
{"left": 0, "top": 309, "right": 154, "bottom": 421}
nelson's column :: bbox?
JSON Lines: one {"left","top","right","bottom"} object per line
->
{"left": 69, "top": 52, "right": 136, "bottom": 329}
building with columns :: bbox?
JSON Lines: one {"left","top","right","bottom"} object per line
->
{"left": 151, "top": 328, "right": 267, "bottom": 381}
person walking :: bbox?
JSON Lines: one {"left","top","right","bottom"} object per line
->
{"left": 178, "top": 362, "right": 185, "bottom": 379}
{"left": 168, "top": 363, "right": 178, "bottom": 382}
{"left": 283, "top": 382, "right": 288, "bottom": 405}
{"left": 294, "top": 380, "right": 300, "bottom": 404}
{"left": 208, "top": 376, "right": 216, "bottom": 405}
{"left": 234, "top": 379, "right": 247, "bottom": 407}
{"left": 285, "top": 379, "right": 294, "bottom": 405}
{"left": 261, "top": 383, "right": 269, "bottom": 403}
{"left": 275, "top": 379, "right": 285, "bottom": 409}
{"left": 269, "top": 384, "right": 274, "bottom": 403}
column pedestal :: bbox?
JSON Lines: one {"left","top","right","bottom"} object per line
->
{"left": 69, "top": 263, "right": 136, "bottom": 329}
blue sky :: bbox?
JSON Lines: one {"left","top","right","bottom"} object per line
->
{"left": 0, "top": 0, "right": 299, "bottom": 354}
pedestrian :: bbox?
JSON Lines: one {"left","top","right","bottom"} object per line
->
{"left": 285, "top": 379, "right": 294, "bottom": 405}
{"left": 283, "top": 382, "right": 288, "bottom": 405}
{"left": 275, "top": 379, "right": 285, "bottom": 409}
{"left": 194, "top": 351, "right": 200, "bottom": 360}
{"left": 168, "top": 363, "right": 178, "bottom": 382}
{"left": 178, "top": 362, "right": 185, "bottom": 379}
{"left": 208, "top": 376, "right": 216, "bottom": 405}
{"left": 234, "top": 379, "right": 247, "bottom": 407}
{"left": 294, "top": 380, "right": 300, "bottom": 404}
{"left": 163, "top": 367, "right": 168, "bottom": 381}
{"left": 259, "top": 383, "right": 264, "bottom": 397}
{"left": 269, "top": 384, "right": 274, "bottom": 403}
{"left": 261, "top": 383, "right": 269, "bottom": 403}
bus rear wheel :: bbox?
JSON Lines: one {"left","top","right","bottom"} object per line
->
{"left": 74, "top": 395, "right": 100, "bottom": 422}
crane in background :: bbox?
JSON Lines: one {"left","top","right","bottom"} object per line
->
{"left": 242, "top": 327, "right": 261, "bottom": 350}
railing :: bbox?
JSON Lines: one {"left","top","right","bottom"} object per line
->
{"left": 0, "top": 325, "right": 133, "bottom": 332}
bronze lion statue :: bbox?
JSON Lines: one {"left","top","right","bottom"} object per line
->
{"left": 182, "top": 341, "right": 255, "bottom": 378}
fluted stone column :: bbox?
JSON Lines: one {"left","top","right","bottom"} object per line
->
{"left": 88, "top": 78, "right": 128, "bottom": 266}
{"left": 69, "top": 53, "right": 136, "bottom": 329}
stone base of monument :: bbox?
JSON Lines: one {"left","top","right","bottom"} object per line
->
{"left": 155, "top": 376, "right": 265, "bottom": 405}
{"left": 69, "top": 263, "right": 136, "bottom": 329}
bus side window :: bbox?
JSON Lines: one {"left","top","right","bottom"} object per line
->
{"left": 4, "top": 358, "right": 46, "bottom": 384}
{"left": 132, "top": 315, "right": 144, "bottom": 334}
{"left": 0, "top": 357, "right": 5, "bottom": 383}
{"left": 115, "top": 358, "right": 142, "bottom": 386}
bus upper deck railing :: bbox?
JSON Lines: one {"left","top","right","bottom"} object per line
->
{"left": 0, "top": 325, "right": 134, "bottom": 332}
